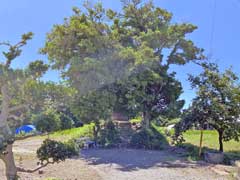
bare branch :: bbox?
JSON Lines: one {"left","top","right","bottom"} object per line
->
{"left": 17, "top": 162, "right": 54, "bottom": 173}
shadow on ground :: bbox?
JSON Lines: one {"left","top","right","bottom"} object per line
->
{"left": 80, "top": 126, "right": 211, "bottom": 172}
{"left": 80, "top": 148, "right": 209, "bottom": 172}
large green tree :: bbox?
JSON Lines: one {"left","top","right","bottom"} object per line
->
{"left": 41, "top": 0, "right": 204, "bottom": 128}
{"left": 175, "top": 63, "right": 240, "bottom": 152}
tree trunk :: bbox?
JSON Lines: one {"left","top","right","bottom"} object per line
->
{"left": 217, "top": 130, "right": 224, "bottom": 152}
{"left": 93, "top": 123, "right": 100, "bottom": 141}
{"left": 0, "top": 85, "right": 17, "bottom": 179}
{"left": 2, "top": 144, "right": 17, "bottom": 180}
{"left": 142, "top": 111, "right": 150, "bottom": 129}
{"left": 199, "top": 129, "right": 204, "bottom": 156}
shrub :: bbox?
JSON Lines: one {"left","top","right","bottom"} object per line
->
{"left": 130, "top": 127, "right": 168, "bottom": 150}
{"left": 63, "top": 139, "right": 79, "bottom": 156}
{"left": 60, "top": 113, "right": 74, "bottom": 130}
{"left": 98, "top": 121, "right": 121, "bottom": 148}
{"left": 35, "top": 110, "right": 61, "bottom": 133}
{"left": 37, "top": 139, "right": 78, "bottom": 164}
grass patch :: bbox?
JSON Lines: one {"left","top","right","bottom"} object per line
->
{"left": 183, "top": 130, "right": 240, "bottom": 160}
{"left": 48, "top": 124, "right": 94, "bottom": 141}
{"left": 16, "top": 124, "right": 94, "bottom": 145}
{"left": 154, "top": 125, "right": 240, "bottom": 160}
{"left": 154, "top": 126, "right": 240, "bottom": 153}
{"left": 183, "top": 130, "right": 240, "bottom": 153}
{"left": 23, "top": 124, "right": 94, "bottom": 142}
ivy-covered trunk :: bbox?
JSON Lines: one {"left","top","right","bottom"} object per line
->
{"left": 217, "top": 130, "right": 224, "bottom": 152}
{"left": 1, "top": 144, "right": 17, "bottom": 180}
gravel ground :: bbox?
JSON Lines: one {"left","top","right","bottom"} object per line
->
{"left": 81, "top": 148, "right": 235, "bottom": 180}
{"left": 0, "top": 138, "right": 237, "bottom": 180}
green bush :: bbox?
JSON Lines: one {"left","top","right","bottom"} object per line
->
{"left": 37, "top": 139, "right": 78, "bottom": 163}
{"left": 63, "top": 139, "right": 79, "bottom": 156}
{"left": 130, "top": 127, "right": 168, "bottom": 150}
{"left": 98, "top": 121, "right": 121, "bottom": 148}
{"left": 60, "top": 113, "right": 74, "bottom": 130}
{"left": 35, "top": 110, "right": 61, "bottom": 133}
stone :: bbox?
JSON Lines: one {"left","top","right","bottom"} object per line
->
{"left": 204, "top": 152, "right": 224, "bottom": 164}
{"left": 235, "top": 161, "right": 240, "bottom": 167}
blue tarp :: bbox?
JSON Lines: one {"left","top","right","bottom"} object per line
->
{"left": 15, "top": 125, "right": 36, "bottom": 134}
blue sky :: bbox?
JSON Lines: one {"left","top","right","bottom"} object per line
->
{"left": 1, "top": 0, "right": 240, "bottom": 108}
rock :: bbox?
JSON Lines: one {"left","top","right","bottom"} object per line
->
{"left": 235, "top": 161, "right": 240, "bottom": 167}
{"left": 204, "top": 152, "right": 224, "bottom": 164}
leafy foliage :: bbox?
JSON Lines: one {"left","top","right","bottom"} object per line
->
{"left": 130, "top": 126, "right": 168, "bottom": 150}
{"left": 41, "top": 0, "right": 204, "bottom": 129}
{"left": 59, "top": 113, "right": 74, "bottom": 130}
{"left": 71, "top": 89, "right": 116, "bottom": 139}
{"left": 175, "top": 63, "right": 240, "bottom": 151}
{"left": 35, "top": 109, "right": 61, "bottom": 133}
{"left": 28, "top": 60, "right": 49, "bottom": 79}
{"left": 37, "top": 139, "right": 78, "bottom": 164}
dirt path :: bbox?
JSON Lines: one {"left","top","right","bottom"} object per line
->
{"left": 0, "top": 138, "right": 237, "bottom": 180}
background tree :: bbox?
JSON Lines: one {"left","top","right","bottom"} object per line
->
{"left": 175, "top": 63, "right": 240, "bottom": 152}
{"left": 41, "top": 0, "right": 204, "bottom": 129}
{"left": 0, "top": 33, "right": 50, "bottom": 179}
{"left": 25, "top": 80, "right": 77, "bottom": 129}
{"left": 0, "top": 34, "right": 76, "bottom": 180}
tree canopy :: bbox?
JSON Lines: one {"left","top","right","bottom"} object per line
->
{"left": 41, "top": 0, "right": 204, "bottom": 128}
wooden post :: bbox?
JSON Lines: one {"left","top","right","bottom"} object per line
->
{"left": 199, "top": 129, "right": 203, "bottom": 157}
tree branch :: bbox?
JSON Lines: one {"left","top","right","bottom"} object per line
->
{"left": 166, "top": 40, "right": 180, "bottom": 67}
{"left": 17, "top": 162, "right": 54, "bottom": 173}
